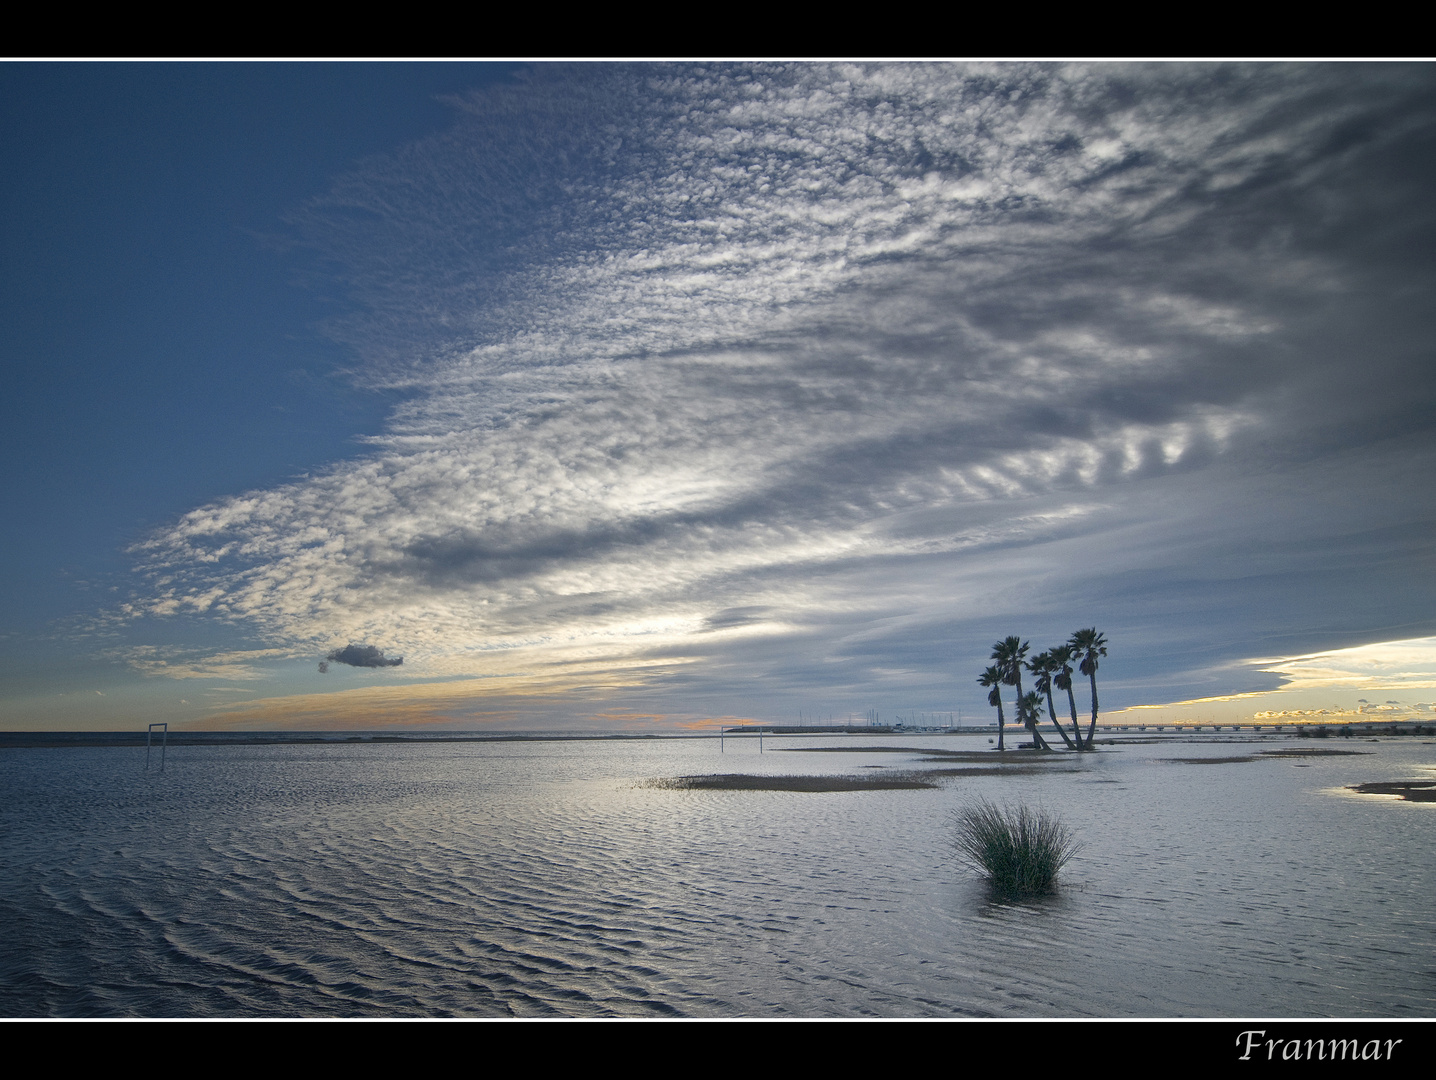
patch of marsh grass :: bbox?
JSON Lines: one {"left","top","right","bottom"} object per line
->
{"left": 652, "top": 773, "right": 936, "bottom": 791}
{"left": 952, "top": 800, "right": 1079, "bottom": 897}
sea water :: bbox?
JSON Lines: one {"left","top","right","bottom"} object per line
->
{"left": 1, "top": 733, "right": 1432, "bottom": 1017}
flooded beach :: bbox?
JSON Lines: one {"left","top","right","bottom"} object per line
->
{"left": 1, "top": 732, "right": 1432, "bottom": 1017}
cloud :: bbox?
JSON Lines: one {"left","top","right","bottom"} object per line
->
{"left": 1253, "top": 637, "right": 1436, "bottom": 693}
{"left": 323, "top": 644, "right": 403, "bottom": 669}
{"left": 122, "top": 64, "right": 1436, "bottom": 721}
{"left": 113, "top": 646, "right": 292, "bottom": 680}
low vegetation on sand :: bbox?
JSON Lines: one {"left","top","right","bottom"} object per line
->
{"left": 1348, "top": 780, "right": 1436, "bottom": 803}
{"left": 777, "top": 746, "right": 1075, "bottom": 765}
{"left": 653, "top": 773, "right": 936, "bottom": 791}
{"left": 952, "top": 800, "right": 1079, "bottom": 897}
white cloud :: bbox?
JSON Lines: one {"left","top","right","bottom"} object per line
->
{"left": 1254, "top": 637, "right": 1436, "bottom": 693}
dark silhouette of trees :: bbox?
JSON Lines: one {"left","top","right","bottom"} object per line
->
{"left": 975, "top": 630, "right": 1109, "bottom": 751}
{"left": 978, "top": 665, "right": 1008, "bottom": 750}
{"left": 993, "top": 636, "right": 1050, "bottom": 750}
{"left": 1050, "top": 643, "right": 1086, "bottom": 749}
{"left": 1019, "top": 690, "right": 1050, "bottom": 749}
{"left": 1069, "top": 627, "right": 1108, "bottom": 749}
{"left": 1029, "top": 650, "right": 1079, "bottom": 750}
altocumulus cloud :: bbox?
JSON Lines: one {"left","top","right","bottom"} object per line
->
{"left": 126, "top": 65, "right": 1436, "bottom": 718}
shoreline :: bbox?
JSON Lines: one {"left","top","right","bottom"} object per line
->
{"left": 1, "top": 726, "right": 1431, "bottom": 750}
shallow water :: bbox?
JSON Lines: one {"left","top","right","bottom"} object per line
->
{"left": 1, "top": 733, "right": 1432, "bottom": 1017}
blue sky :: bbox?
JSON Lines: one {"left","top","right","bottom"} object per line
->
{"left": 4, "top": 63, "right": 1435, "bottom": 731}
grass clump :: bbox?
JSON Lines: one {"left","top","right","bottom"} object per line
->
{"left": 952, "top": 800, "right": 1079, "bottom": 897}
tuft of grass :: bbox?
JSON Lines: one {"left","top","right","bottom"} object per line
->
{"left": 952, "top": 800, "right": 1079, "bottom": 897}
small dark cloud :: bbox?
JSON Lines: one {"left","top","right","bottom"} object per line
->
{"left": 323, "top": 644, "right": 403, "bottom": 669}
{"left": 703, "top": 607, "right": 772, "bottom": 631}
{"left": 400, "top": 520, "right": 673, "bottom": 586}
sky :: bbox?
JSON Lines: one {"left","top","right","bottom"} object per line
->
{"left": 3, "top": 61, "right": 1435, "bottom": 732}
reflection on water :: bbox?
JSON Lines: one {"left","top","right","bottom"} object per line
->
{"left": 0, "top": 734, "right": 1432, "bottom": 1017}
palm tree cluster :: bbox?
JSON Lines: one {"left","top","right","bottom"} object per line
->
{"left": 978, "top": 629, "right": 1107, "bottom": 751}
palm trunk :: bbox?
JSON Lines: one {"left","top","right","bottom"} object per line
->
{"left": 1084, "top": 671, "right": 1099, "bottom": 748}
{"left": 1030, "top": 718, "right": 1050, "bottom": 750}
{"left": 1012, "top": 678, "right": 1026, "bottom": 748}
{"left": 1044, "top": 689, "right": 1077, "bottom": 750}
{"left": 995, "top": 697, "right": 1006, "bottom": 751}
{"left": 1066, "top": 684, "right": 1084, "bottom": 750}
{"left": 1014, "top": 674, "right": 1049, "bottom": 750}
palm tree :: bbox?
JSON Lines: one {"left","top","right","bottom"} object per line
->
{"left": 1019, "top": 691, "right": 1050, "bottom": 749}
{"left": 1028, "top": 650, "right": 1078, "bottom": 750}
{"left": 1050, "top": 643, "right": 1085, "bottom": 750}
{"left": 1069, "top": 628, "right": 1108, "bottom": 749}
{"left": 978, "top": 665, "right": 1007, "bottom": 750}
{"left": 992, "top": 637, "right": 1047, "bottom": 750}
